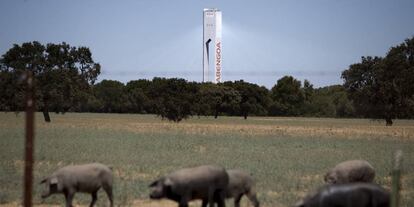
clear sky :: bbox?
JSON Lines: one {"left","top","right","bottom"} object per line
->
{"left": 1, "top": 0, "right": 413, "bottom": 88}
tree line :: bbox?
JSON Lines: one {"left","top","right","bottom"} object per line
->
{"left": 1, "top": 37, "right": 413, "bottom": 125}
{"left": 83, "top": 77, "right": 356, "bottom": 121}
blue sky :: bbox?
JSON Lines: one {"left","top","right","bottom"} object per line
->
{"left": 1, "top": 0, "right": 413, "bottom": 88}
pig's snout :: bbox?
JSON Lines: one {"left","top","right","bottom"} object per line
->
{"left": 149, "top": 190, "right": 163, "bottom": 199}
{"left": 41, "top": 192, "right": 50, "bottom": 199}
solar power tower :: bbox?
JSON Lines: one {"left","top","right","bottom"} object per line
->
{"left": 203, "top": 8, "right": 222, "bottom": 83}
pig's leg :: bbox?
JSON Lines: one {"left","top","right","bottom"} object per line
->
{"left": 208, "top": 188, "right": 215, "bottom": 207}
{"left": 216, "top": 190, "right": 226, "bottom": 207}
{"left": 89, "top": 190, "right": 98, "bottom": 207}
{"left": 201, "top": 198, "right": 208, "bottom": 207}
{"left": 103, "top": 184, "right": 113, "bottom": 207}
{"left": 234, "top": 194, "right": 243, "bottom": 207}
{"left": 64, "top": 191, "right": 75, "bottom": 207}
{"left": 246, "top": 190, "right": 260, "bottom": 207}
{"left": 179, "top": 202, "right": 189, "bottom": 207}
{"left": 179, "top": 195, "right": 189, "bottom": 207}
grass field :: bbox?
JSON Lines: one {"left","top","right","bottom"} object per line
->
{"left": 0, "top": 112, "right": 413, "bottom": 207}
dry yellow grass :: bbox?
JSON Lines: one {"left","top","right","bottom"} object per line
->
{"left": 3, "top": 113, "right": 413, "bottom": 140}
{"left": 33, "top": 115, "right": 414, "bottom": 140}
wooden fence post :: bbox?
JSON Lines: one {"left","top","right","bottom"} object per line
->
{"left": 23, "top": 71, "right": 35, "bottom": 207}
{"left": 391, "top": 150, "right": 403, "bottom": 207}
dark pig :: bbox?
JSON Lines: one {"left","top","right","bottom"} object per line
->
{"left": 149, "top": 165, "right": 229, "bottom": 207}
{"left": 296, "top": 183, "right": 390, "bottom": 207}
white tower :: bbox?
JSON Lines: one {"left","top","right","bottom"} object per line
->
{"left": 203, "top": 8, "right": 222, "bottom": 83}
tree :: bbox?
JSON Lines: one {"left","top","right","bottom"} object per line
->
{"left": 197, "top": 83, "right": 241, "bottom": 118}
{"left": 0, "top": 69, "right": 25, "bottom": 111}
{"left": 148, "top": 78, "right": 197, "bottom": 122}
{"left": 303, "top": 79, "right": 314, "bottom": 102}
{"left": 224, "top": 80, "right": 270, "bottom": 119}
{"left": 308, "top": 85, "right": 354, "bottom": 117}
{"left": 300, "top": 79, "right": 316, "bottom": 116}
{"left": 93, "top": 80, "right": 127, "bottom": 113}
{"left": 342, "top": 37, "right": 414, "bottom": 125}
{"left": 0, "top": 41, "right": 100, "bottom": 122}
{"left": 324, "top": 85, "right": 355, "bottom": 118}
{"left": 380, "top": 37, "right": 414, "bottom": 121}
{"left": 270, "top": 76, "right": 304, "bottom": 116}
{"left": 125, "top": 80, "right": 151, "bottom": 113}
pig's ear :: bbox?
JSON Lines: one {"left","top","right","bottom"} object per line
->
{"left": 164, "top": 178, "right": 173, "bottom": 187}
{"left": 323, "top": 172, "right": 329, "bottom": 182}
{"left": 50, "top": 177, "right": 58, "bottom": 185}
{"left": 149, "top": 179, "right": 159, "bottom": 187}
{"left": 294, "top": 200, "right": 304, "bottom": 207}
{"left": 40, "top": 178, "right": 47, "bottom": 184}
